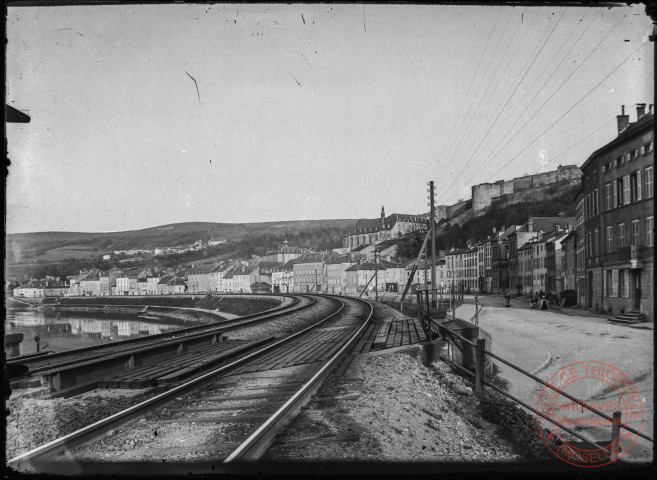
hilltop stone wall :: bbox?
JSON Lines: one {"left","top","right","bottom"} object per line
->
{"left": 470, "top": 165, "right": 582, "bottom": 214}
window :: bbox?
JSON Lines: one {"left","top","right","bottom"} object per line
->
{"left": 640, "top": 146, "right": 645, "bottom": 155}
{"left": 631, "top": 220, "right": 640, "bottom": 246}
{"left": 647, "top": 141, "right": 654, "bottom": 153}
{"left": 606, "top": 226, "right": 614, "bottom": 252}
{"left": 618, "top": 223, "right": 625, "bottom": 247}
{"left": 630, "top": 173, "right": 640, "bottom": 202}
{"left": 605, "top": 183, "right": 613, "bottom": 210}
{"left": 616, "top": 178, "right": 624, "bottom": 206}
{"left": 623, "top": 175, "right": 631, "bottom": 204}
{"left": 612, "top": 270, "right": 619, "bottom": 297}
{"left": 647, "top": 217, "right": 654, "bottom": 247}
{"left": 605, "top": 270, "right": 612, "bottom": 297}
{"left": 646, "top": 167, "right": 653, "bottom": 198}
{"left": 593, "top": 189, "right": 599, "bottom": 215}
{"left": 620, "top": 270, "right": 629, "bottom": 297}
{"left": 586, "top": 233, "right": 592, "bottom": 258}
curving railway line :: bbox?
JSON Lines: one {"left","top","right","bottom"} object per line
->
{"left": 7, "top": 295, "right": 373, "bottom": 474}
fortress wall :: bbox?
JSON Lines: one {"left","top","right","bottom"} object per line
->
{"left": 532, "top": 170, "right": 558, "bottom": 187}
{"left": 502, "top": 179, "right": 515, "bottom": 195}
{"left": 446, "top": 199, "right": 470, "bottom": 219}
{"left": 435, "top": 205, "right": 448, "bottom": 223}
{"left": 472, "top": 183, "right": 502, "bottom": 213}
{"left": 512, "top": 175, "right": 532, "bottom": 192}
{"left": 557, "top": 165, "right": 583, "bottom": 182}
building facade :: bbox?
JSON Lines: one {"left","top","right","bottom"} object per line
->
{"left": 576, "top": 104, "right": 653, "bottom": 319}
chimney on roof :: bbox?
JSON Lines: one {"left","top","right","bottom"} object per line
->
{"left": 381, "top": 206, "right": 385, "bottom": 229}
{"left": 637, "top": 103, "right": 647, "bottom": 119}
{"left": 617, "top": 105, "right": 630, "bottom": 134}
{"left": 649, "top": 104, "right": 654, "bottom": 115}
{"left": 492, "top": 227, "right": 496, "bottom": 233}
{"left": 501, "top": 225, "right": 506, "bottom": 232}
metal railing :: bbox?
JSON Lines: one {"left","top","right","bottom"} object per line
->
{"left": 431, "top": 318, "right": 653, "bottom": 453}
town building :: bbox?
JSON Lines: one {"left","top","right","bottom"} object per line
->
{"left": 272, "top": 259, "right": 296, "bottom": 294}
{"left": 232, "top": 265, "right": 260, "bottom": 293}
{"left": 261, "top": 240, "right": 307, "bottom": 263}
{"left": 293, "top": 252, "right": 332, "bottom": 293}
{"left": 445, "top": 247, "right": 480, "bottom": 292}
{"left": 576, "top": 104, "right": 654, "bottom": 319}
{"left": 187, "top": 264, "right": 216, "bottom": 293}
{"left": 326, "top": 256, "right": 353, "bottom": 295}
{"left": 343, "top": 206, "right": 427, "bottom": 252}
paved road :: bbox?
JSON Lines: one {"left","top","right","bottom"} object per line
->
{"left": 456, "top": 295, "right": 653, "bottom": 463}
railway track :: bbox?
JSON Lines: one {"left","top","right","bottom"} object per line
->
{"left": 7, "top": 295, "right": 373, "bottom": 474}
{"left": 7, "top": 295, "right": 310, "bottom": 379}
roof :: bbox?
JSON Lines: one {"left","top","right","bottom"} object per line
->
{"left": 327, "top": 255, "right": 351, "bottom": 265}
{"left": 251, "top": 281, "right": 271, "bottom": 287}
{"left": 158, "top": 275, "right": 173, "bottom": 284}
{"left": 258, "top": 261, "right": 283, "bottom": 269}
{"left": 580, "top": 112, "right": 654, "bottom": 172}
{"left": 351, "top": 244, "right": 372, "bottom": 252}
{"left": 187, "top": 264, "right": 217, "bottom": 274}
{"left": 375, "top": 238, "right": 402, "bottom": 248}
{"left": 346, "top": 261, "right": 387, "bottom": 271}
{"left": 233, "top": 265, "right": 258, "bottom": 276}
{"left": 349, "top": 213, "right": 426, "bottom": 235}
{"left": 294, "top": 252, "right": 330, "bottom": 264}
{"left": 274, "top": 259, "right": 298, "bottom": 271}
{"left": 445, "top": 248, "right": 476, "bottom": 256}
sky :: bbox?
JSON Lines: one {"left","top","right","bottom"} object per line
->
{"left": 6, "top": 4, "right": 654, "bottom": 234}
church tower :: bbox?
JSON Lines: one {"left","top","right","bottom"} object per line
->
{"left": 380, "top": 206, "right": 385, "bottom": 229}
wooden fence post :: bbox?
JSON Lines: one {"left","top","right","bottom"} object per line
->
{"left": 609, "top": 410, "right": 622, "bottom": 461}
{"left": 475, "top": 338, "right": 486, "bottom": 397}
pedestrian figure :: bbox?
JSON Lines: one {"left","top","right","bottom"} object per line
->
{"left": 540, "top": 293, "right": 548, "bottom": 310}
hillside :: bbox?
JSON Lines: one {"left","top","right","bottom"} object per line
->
{"left": 5, "top": 219, "right": 356, "bottom": 281}
{"left": 397, "top": 185, "right": 579, "bottom": 258}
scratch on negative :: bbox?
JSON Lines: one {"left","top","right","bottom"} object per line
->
{"left": 185, "top": 71, "right": 201, "bottom": 103}
{"left": 363, "top": 6, "right": 366, "bottom": 33}
{"left": 290, "top": 73, "right": 301, "bottom": 87}
{"left": 301, "top": 13, "right": 305, "bottom": 24}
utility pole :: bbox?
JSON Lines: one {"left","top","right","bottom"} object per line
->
{"left": 429, "top": 181, "right": 437, "bottom": 308}
{"left": 374, "top": 249, "right": 380, "bottom": 302}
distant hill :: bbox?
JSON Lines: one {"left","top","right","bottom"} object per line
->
{"left": 5, "top": 219, "right": 356, "bottom": 266}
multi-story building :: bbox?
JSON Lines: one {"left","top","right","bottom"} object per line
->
{"left": 222, "top": 270, "right": 234, "bottom": 293}
{"left": 517, "top": 241, "right": 534, "bottom": 294}
{"left": 326, "top": 256, "right": 353, "bottom": 295}
{"left": 562, "top": 229, "right": 577, "bottom": 291}
{"left": 445, "top": 247, "right": 480, "bottom": 292}
{"left": 491, "top": 226, "right": 520, "bottom": 293}
{"left": 187, "top": 264, "right": 215, "bottom": 294}
{"left": 576, "top": 104, "right": 654, "bottom": 319}
{"left": 343, "top": 206, "right": 427, "bottom": 252}
{"left": 546, "top": 231, "right": 569, "bottom": 295}
{"left": 261, "top": 240, "right": 306, "bottom": 263}
{"left": 232, "top": 265, "right": 260, "bottom": 293}
{"left": 208, "top": 264, "right": 233, "bottom": 293}
{"left": 293, "top": 253, "right": 331, "bottom": 293}
{"left": 272, "top": 259, "right": 296, "bottom": 294}
{"left": 345, "top": 261, "right": 385, "bottom": 295}
{"left": 146, "top": 275, "right": 161, "bottom": 295}
{"left": 43, "top": 281, "right": 69, "bottom": 297}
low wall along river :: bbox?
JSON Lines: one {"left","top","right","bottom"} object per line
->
{"left": 5, "top": 294, "right": 287, "bottom": 357}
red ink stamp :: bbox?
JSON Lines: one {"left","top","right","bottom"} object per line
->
{"left": 535, "top": 361, "right": 643, "bottom": 467}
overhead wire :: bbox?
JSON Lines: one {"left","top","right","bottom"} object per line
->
{"left": 433, "top": 6, "right": 504, "bottom": 179}
{"left": 444, "top": 8, "right": 516, "bottom": 166}
{"left": 527, "top": 118, "right": 615, "bottom": 176}
{"left": 482, "top": 10, "right": 629, "bottom": 175}
{"left": 446, "top": 8, "right": 590, "bottom": 198}
{"left": 480, "top": 41, "right": 649, "bottom": 184}
{"left": 439, "top": 8, "right": 540, "bottom": 169}
{"left": 438, "top": 7, "right": 567, "bottom": 204}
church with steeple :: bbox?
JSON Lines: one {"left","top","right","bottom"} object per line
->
{"left": 342, "top": 206, "right": 427, "bottom": 252}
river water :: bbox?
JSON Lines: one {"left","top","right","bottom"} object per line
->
{"left": 5, "top": 305, "right": 188, "bottom": 357}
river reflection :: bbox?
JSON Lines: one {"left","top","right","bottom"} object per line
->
{"left": 5, "top": 306, "right": 186, "bottom": 356}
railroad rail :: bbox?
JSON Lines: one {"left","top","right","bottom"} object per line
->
{"left": 7, "top": 295, "right": 313, "bottom": 389}
{"left": 7, "top": 295, "right": 373, "bottom": 474}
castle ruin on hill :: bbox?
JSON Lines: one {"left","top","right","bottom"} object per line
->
{"left": 434, "top": 164, "right": 582, "bottom": 229}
